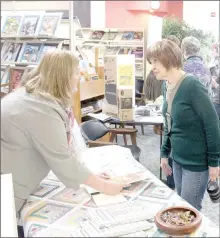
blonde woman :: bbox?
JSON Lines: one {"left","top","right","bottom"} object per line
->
{"left": 1, "top": 50, "right": 129, "bottom": 220}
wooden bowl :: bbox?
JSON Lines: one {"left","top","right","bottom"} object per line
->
{"left": 154, "top": 206, "right": 202, "bottom": 235}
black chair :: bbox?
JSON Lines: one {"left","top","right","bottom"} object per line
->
{"left": 80, "top": 120, "right": 141, "bottom": 161}
{"left": 135, "top": 77, "right": 145, "bottom": 105}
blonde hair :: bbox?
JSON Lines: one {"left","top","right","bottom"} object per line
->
{"left": 21, "top": 50, "right": 79, "bottom": 107}
{"left": 146, "top": 39, "right": 183, "bottom": 70}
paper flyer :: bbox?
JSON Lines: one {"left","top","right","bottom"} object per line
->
{"left": 118, "top": 64, "right": 134, "bottom": 86}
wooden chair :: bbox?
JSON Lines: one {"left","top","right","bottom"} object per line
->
{"left": 80, "top": 119, "right": 141, "bottom": 161}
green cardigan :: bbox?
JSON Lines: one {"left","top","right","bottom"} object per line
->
{"left": 161, "top": 75, "right": 220, "bottom": 171}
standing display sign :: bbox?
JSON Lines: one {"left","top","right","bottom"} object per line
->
{"left": 103, "top": 54, "right": 135, "bottom": 121}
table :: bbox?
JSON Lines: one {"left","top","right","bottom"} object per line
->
{"left": 108, "top": 115, "right": 164, "bottom": 180}
{"left": 20, "top": 146, "right": 219, "bottom": 237}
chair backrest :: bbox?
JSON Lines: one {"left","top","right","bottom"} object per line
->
{"left": 80, "top": 119, "right": 110, "bottom": 141}
{"left": 135, "top": 77, "right": 144, "bottom": 98}
{"left": 1, "top": 174, "right": 18, "bottom": 237}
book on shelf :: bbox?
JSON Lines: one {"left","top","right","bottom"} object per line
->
{"left": 121, "top": 31, "right": 134, "bottom": 40}
{"left": 18, "top": 42, "right": 42, "bottom": 63}
{"left": 133, "top": 31, "right": 143, "bottom": 41}
{"left": 105, "top": 47, "right": 121, "bottom": 55}
{"left": 130, "top": 47, "right": 143, "bottom": 59}
{"left": 9, "top": 67, "right": 26, "bottom": 92}
{"left": 1, "top": 42, "right": 23, "bottom": 62}
{"left": 37, "top": 12, "right": 62, "bottom": 37}
{"left": 118, "top": 47, "right": 132, "bottom": 55}
{"left": 1, "top": 66, "right": 10, "bottom": 85}
{"left": 2, "top": 15, "right": 23, "bottom": 36}
{"left": 37, "top": 43, "right": 58, "bottom": 62}
{"left": 102, "top": 32, "right": 117, "bottom": 41}
{"left": 19, "top": 15, "right": 41, "bottom": 36}
{"left": 90, "top": 31, "right": 105, "bottom": 40}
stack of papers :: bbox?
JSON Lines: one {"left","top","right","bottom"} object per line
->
{"left": 87, "top": 112, "right": 112, "bottom": 122}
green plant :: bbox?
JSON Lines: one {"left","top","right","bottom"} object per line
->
{"left": 162, "top": 16, "right": 217, "bottom": 64}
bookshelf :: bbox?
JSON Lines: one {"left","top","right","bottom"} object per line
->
{"left": 1, "top": 9, "right": 145, "bottom": 123}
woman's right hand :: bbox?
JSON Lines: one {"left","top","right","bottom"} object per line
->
{"left": 104, "top": 180, "right": 130, "bottom": 195}
{"left": 161, "top": 158, "right": 172, "bottom": 177}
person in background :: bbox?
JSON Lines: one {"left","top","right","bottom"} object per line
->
{"left": 1, "top": 51, "right": 129, "bottom": 226}
{"left": 166, "top": 35, "right": 181, "bottom": 47}
{"left": 146, "top": 39, "right": 220, "bottom": 211}
{"left": 212, "top": 74, "right": 220, "bottom": 118}
{"left": 181, "top": 36, "right": 213, "bottom": 97}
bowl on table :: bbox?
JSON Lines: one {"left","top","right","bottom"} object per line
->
{"left": 154, "top": 206, "right": 202, "bottom": 235}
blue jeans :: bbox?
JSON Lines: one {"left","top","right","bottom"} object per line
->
{"left": 166, "top": 157, "right": 175, "bottom": 189}
{"left": 173, "top": 160, "right": 209, "bottom": 211}
{"left": 214, "top": 103, "right": 220, "bottom": 119}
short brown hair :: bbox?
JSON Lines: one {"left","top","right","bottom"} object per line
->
{"left": 146, "top": 39, "right": 183, "bottom": 70}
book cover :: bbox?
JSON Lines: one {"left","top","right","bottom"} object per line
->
{"left": 90, "top": 31, "right": 105, "bottom": 40}
{"left": 2, "top": 15, "right": 23, "bottom": 36}
{"left": 38, "top": 13, "right": 62, "bottom": 36}
{"left": 1, "top": 67, "right": 9, "bottom": 85}
{"left": 38, "top": 43, "right": 58, "bottom": 62}
{"left": 105, "top": 47, "right": 120, "bottom": 55}
{"left": 18, "top": 43, "right": 42, "bottom": 63}
{"left": 131, "top": 47, "right": 143, "bottom": 58}
{"left": 9, "top": 67, "right": 26, "bottom": 91}
{"left": 19, "top": 15, "right": 40, "bottom": 36}
{"left": 1, "top": 42, "right": 23, "bottom": 62}
{"left": 118, "top": 48, "right": 132, "bottom": 55}
{"left": 121, "top": 31, "right": 134, "bottom": 40}
{"left": 133, "top": 31, "right": 143, "bottom": 41}
{"left": 102, "top": 32, "right": 117, "bottom": 41}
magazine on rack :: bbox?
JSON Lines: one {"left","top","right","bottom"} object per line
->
{"left": 18, "top": 43, "right": 42, "bottom": 63}
{"left": 9, "top": 67, "right": 26, "bottom": 91}
{"left": 121, "top": 31, "right": 134, "bottom": 40}
{"left": 2, "top": 15, "right": 23, "bottom": 35}
{"left": 1, "top": 42, "right": 23, "bottom": 62}
{"left": 37, "top": 13, "right": 62, "bottom": 36}
{"left": 37, "top": 43, "right": 58, "bottom": 62}
{"left": 19, "top": 15, "right": 40, "bottom": 36}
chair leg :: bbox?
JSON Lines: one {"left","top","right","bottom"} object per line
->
{"left": 110, "top": 131, "right": 116, "bottom": 143}
{"left": 130, "top": 132, "right": 137, "bottom": 145}
{"left": 141, "top": 125, "right": 144, "bottom": 135}
{"left": 123, "top": 134, "right": 127, "bottom": 145}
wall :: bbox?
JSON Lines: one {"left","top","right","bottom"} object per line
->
{"left": 167, "top": 1, "right": 183, "bottom": 19}
{"left": 105, "top": 1, "right": 183, "bottom": 28}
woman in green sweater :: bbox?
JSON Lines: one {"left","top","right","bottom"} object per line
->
{"left": 146, "top": 39, "right": 220, "bottom": 211}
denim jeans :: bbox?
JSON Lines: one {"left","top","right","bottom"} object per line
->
{"left": 166, "top": 157, "right": 175, "bottom": 189}
{"left": 173, "top": 160, "right": 209, "bottom": 211}
{"left": 214, "top": 103, "right": 220, "bottom": 119}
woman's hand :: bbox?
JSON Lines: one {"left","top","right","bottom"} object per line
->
{"left": 161, "top": 158, "right": 172, "bottom": 177}
{"left": 98, "top": 172, "right": 110, "bottom": 180}
{"left": 103, "top": 180, "right": 130, "bottom": 195}
{"left": 209, "top": 166, "right": 219, "bottom": 181}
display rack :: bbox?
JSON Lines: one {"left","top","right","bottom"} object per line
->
{"left": 1, "top": 3, "right": 146, "bottom": 124}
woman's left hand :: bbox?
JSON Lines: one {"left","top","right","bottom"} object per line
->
{"left": 98, "top": 172, "right": 110, "bottom": 180}
{"left": 209, "top": 166, "right": 219, "bottom": 181}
